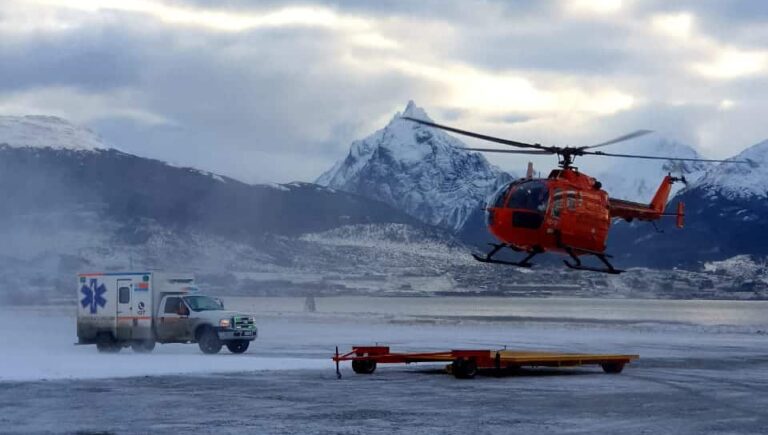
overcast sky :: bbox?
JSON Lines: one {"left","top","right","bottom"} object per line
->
{"left": 1, "top": 0, "right": 767, "bottom": 183}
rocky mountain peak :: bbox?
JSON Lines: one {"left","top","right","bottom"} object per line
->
{"left": 316, "top": 102, "right": 513, "bottom": 230}
{"left": 401, "top": 100, "right": 431, "bottom": 121}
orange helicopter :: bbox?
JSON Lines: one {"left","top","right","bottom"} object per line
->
{"left": 404, "top": 117, "right": 754, "bottom": 274}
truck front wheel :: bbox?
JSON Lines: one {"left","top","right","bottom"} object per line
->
{"left": 226, "top": 340, "right": 250, "bottom": 354}
{"left": 198, "top": 328, "right": 222, "bottom": 354}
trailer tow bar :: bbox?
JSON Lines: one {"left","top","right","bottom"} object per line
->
{"left": 335, "top": 346, "right": 341, "bottom": 379}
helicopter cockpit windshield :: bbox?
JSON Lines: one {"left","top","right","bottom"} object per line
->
{"left": 506, "top": 181, "right": 549, "bottom": 213}
{"left": 489, "top": 181, "right": 517, "bottom": 208}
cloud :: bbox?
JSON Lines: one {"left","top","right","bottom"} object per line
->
{"left": 651, "top": 12, "right": 694, "bottom": 40}
{"left": 0, "top": 0, "right": 767, "bottom": 182}
{"left": 20, "top": 0, "right": 399, "bottom": 49}
{"left": 0, "top": 87, "right": 173, "bottom": 126}
{"left": 648, "top": 11, "right": 768, "bottom": 80}
{"left": 693, "top": 49, "right": 768, "bottom": 79}
{"left": 565, "top": 0, "right": 625, "bottom": 15}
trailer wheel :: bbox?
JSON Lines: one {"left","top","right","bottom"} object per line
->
{"left": 131, "top": 340, "right": 156, "bottom": 353}
{"left": 226, "top": 340, "right": 250, "bottom": 354}
{"left": 198, "top": 328, "right": 222, "bottom": 354}
{"left": 452, "top": 358, "right": 477, "bottom": 379}
{"left": 602, "top": 363, "right": 625, "bottom": 374}
{"left": 96, "top": 333, "right": 121, "bottom": 353}
{"left": 352, "top": 359, "right": 377, "bottom": 374}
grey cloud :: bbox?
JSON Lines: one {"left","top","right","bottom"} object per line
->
{"left": 635, "top": 0, "right": 768, "bottom": 47}
{"left": 450, "top": 22, "right": 634, "bottom": 75}
{"left": 174, "top": 0, "right": 549, "bottom": 19}
{"left": 2, "top": 0, "right": 768, "bottom": 184}
{"left": 70, "top": 25, "right": 422, "bottom": 182}
{"left": 0, "top": 29, "right": 142, "bottom": 92}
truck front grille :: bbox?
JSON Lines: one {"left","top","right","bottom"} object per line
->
{"left": 232, "top": 316, "right": 255, "bottom": 330}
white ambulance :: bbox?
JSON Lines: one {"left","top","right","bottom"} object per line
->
{"left": 76, "top": 272, "right": 257, "bottom": 354}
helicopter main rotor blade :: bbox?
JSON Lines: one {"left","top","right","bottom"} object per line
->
{"left": 402, "top": 116, "right": 547, "bottom": 151}
{"left": 464, "top": 148, "right": 554, "bottom": 155}
{"left": 580, "top": 130, "right": 654, "bottom": 150}
{"left": 586, "top": 150, "right": 757, "bottom": 166}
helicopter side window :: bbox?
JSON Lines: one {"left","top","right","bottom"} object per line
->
{"left": 567, "top": 191, "right": 581, "bottom": 210}
{"left": 506, "top": 181, "right": 549, "bottom": 213}
{"left": 551, "top": 189, "right": 564, "bottom": 218}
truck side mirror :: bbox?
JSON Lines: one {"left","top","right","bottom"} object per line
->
{"left": 215, "top": 298, "right": 224, "bottom": 308}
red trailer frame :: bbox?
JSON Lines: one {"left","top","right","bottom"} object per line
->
{"left": 333, "top": 345, "right": 638, "bottom": 379}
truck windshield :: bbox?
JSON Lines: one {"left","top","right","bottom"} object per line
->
{"left": 183, "top": 295, "right": 223, "bottom": 312}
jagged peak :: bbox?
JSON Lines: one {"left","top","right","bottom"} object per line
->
{"left": 397, "top": 100, "right": 432, "bottom": 122}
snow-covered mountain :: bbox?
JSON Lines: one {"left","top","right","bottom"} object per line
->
{"left": 317, "top": 101, "right": 513, "bottom": 230}
{"left": 693, "top": 139, "right": 768, "bottom": 200}
{"left": 0, "top": 115, "right": 108, "bottom": 151}
{"left": 592, "top": 134, "right": 706, "bottom": 203}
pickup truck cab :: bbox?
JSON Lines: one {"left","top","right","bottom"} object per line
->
{"left": 157, "top": 294, "right": 257, "bottom": 354}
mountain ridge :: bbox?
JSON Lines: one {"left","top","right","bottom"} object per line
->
{"left": 0, "top": 115, "right": 108, "bottom": 151}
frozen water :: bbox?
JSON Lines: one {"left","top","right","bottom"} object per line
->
{"left": 2, "top": 296, "right": 768, "bottom": 433}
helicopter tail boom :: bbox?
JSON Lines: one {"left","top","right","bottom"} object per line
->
{"left": 609, "top": 175, "right": 685, "bottom": 223}
{"left": 648, "top": 175, "right": 677, "bottom": 214}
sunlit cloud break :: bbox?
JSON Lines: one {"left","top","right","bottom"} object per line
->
{"left": 22, "top": 0, "right": 399, "bottom": 48}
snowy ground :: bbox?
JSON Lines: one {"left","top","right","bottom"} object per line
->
{"left": 1, "top": 297, "right": 768, "bottom": 433}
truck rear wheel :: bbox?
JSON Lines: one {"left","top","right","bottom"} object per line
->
{"left": 131, "top": 340, "right": 156, "bottom": 353}
{"left": 198, "top": 328, "right": 222, "bottom": 354}
{"left": 226, "top": 340, "right": 250, "bottom": 354}
{"left": 96, "top": 333, "right": 121, "bottom": 353}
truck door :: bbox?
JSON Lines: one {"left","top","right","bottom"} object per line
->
{"left": 115, "top": 279, "right": 133, "bottom": 341}
{"left": 157, "top": 296, "right": 190, "bottom": 342}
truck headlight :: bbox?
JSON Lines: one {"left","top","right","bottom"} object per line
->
{"left": 219, "top": 319, "right": 231, "bottom": 328}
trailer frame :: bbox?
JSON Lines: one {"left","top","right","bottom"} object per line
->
{"left": 333, "top": 345, "right": 638, "bottom": 379}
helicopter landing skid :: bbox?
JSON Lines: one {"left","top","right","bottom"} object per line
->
{"left": 472, "top": 243, "right": 538, "bottom": 268}
{"left": 562, "top": 247, "right": 623, "bottom": 274}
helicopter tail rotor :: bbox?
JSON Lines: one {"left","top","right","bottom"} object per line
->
{"left": 676, "top": 201, "right": 685, "bottom": 229}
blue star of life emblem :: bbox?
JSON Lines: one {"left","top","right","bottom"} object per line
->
{"left": 81, "top": 278, "right": 107, "bottom": 314}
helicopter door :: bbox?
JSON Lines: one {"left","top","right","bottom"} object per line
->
{"left": 551, "top": 189, "right": 564, "bottom": 220}
{"left": 557, "top": 190, "right": 581, "bottom": 245}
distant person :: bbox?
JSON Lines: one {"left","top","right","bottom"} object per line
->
{"left": 304, "top": 295, "right": 316, "bottom": 313}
